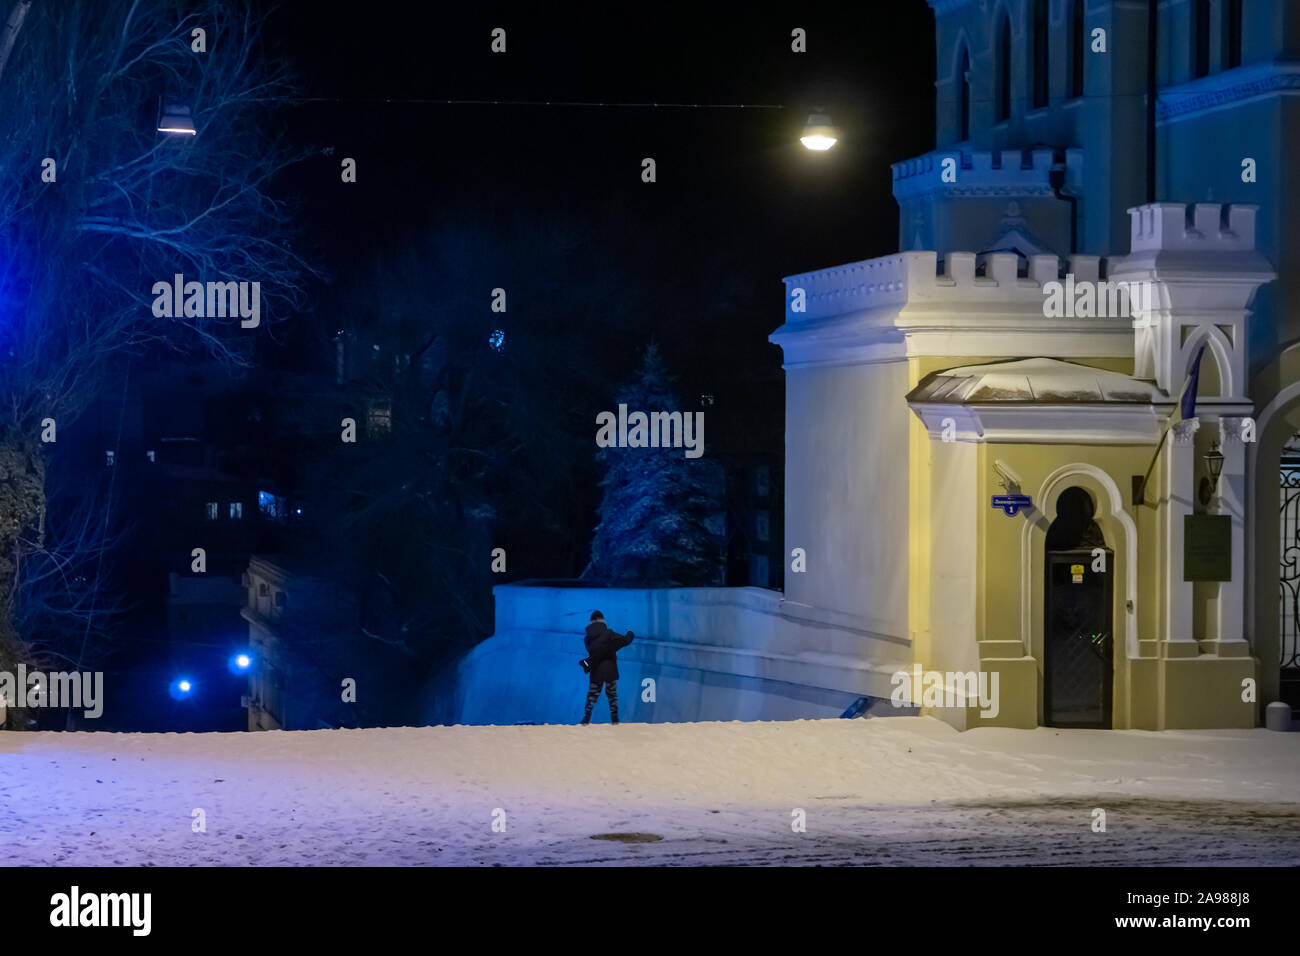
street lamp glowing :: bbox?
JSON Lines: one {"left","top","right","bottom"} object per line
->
{"left": 157, "top": 104, "right": 197, "bottom": 136}
{"left": 800, "top": 112, "right": 838, "bottom": 151}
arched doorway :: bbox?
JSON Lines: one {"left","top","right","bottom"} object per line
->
{"left": 1043, "top": 486, "right": 1114, "bottom": 728}
{"left": 1249, "top": 369, "right": 1300, "bottom": 722}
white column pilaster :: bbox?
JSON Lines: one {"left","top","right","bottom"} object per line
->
{"left": 1165, "top": 418, "right": 1199, "bottom": 653}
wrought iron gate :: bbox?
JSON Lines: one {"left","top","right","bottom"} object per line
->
{"left": 1279, "top": 454, "right": 1300, "bottom": 711}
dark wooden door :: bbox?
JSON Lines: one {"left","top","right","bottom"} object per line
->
{"left": 1044, "top": 549, "right": 1113, "bottom": 728}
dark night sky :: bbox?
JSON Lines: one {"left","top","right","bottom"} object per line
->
{"left": 263, "top": 2, "right": 937, "bottom": 361}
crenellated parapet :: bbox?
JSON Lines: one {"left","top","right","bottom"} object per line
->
{"left": 1108, "top": 203, "right": 1275, "bottom": 398}
{"left": 891, "top": 147, "right": 1082, "bottom": 201}
{"left": 773, "top": 248, "right": 1133, "bottom": 368}
{"left": 781, "top": 249, "right": 1114, "bottom": 324}
{"left": 1127, "top": 202, "right": 1259, "bottom": 253}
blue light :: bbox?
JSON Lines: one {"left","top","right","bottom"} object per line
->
{"left": 169, "top": 677, "right": 195, "bottom": 700}
{"left": 227, "top": 651, "right": 254, "bottom": 674}
{"left": 489, "top": 329, "right": 505, "bottom": 351}
{"left": 236, "top": 654, "right": 251, "bottom": 669}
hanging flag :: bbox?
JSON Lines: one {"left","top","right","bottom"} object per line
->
{"left": 1169, "top": 344, "right": 1207, "bottom": 426}
{"left": 1137, "top": 344, "right": 1208, "bottom": 506}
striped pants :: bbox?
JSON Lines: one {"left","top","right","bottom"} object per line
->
{"left": 583, "top": 680, "right": 618, "bottom": 723}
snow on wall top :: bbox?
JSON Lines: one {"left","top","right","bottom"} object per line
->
{"left": 779, "top": 250, "right": 1103, "bottom": 325}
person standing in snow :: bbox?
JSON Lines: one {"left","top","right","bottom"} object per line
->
{"left": 581, "top": 610, "right": 634, "bottom": 725}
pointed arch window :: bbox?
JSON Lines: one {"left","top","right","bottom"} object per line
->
{"left": 996, "top": 12, "right": 1012, "bottom": 122}
{"left": 1032, "top": 0, "right": 1049, "bottom": 109}
{"left": 1224, "top": 0, "right": 1243, "bottom": 69}
{"left": 1069, "top": 0, "right": 1084, "bottom": 98}
{"left": 1193, "top": 0, "right": 1211, "bottom": 78}
{"left": 959, "top": 45, "right": 972, "bottom": 140}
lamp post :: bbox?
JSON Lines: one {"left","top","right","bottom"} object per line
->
{"left": 800, "top": 110, "right": 839, "bottom": 151}
{"left": 1199, "top": 440, "right": 1225, "bottom": 506}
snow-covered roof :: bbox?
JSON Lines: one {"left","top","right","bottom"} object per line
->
{"left": 907, "top": 357, "right": 1168, "bottom": 405}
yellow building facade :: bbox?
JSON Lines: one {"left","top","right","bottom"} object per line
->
{"left": 773, "top": 204, "right": 1275, "bottom": 731}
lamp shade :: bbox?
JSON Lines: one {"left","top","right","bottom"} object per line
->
{"left": 1205, "top": 441, "right": 1225, "bottom": 485}
{"left": 800, "top": 112, "right": 838, "bottom": 151}
{"left": 157, "top": 104, "right": 197, "bottom": 135}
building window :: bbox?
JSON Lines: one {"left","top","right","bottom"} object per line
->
{"left": 1032, "top": 0, "right": 1049, "bottom": 109}
{"left": 105, "top": 449, "right": 115, "bottom": 467}
{"left": 1193, "top": 0, "right": 1211, "bottom": 78}
{"left": 996, "top": 13, "right": 1012, "bottom": 122}
{"left": 1224, "top": 0, "right": 1242, "bottom": 69}
{"left": 259, "top": 490, "right": 286, "bottom": 520}
{"left": 146, "top": 449, "right": 155, "bottom": 462}
{"left": 1069, "top": 0, "right": 1084, "bottom": 98}
{"left": 229, "top": 501, "right": 243, "bottom": 520}
{"left": 367, "top": 399, "right": 392, "bottom": 437}
{"left": 958, "top": 45, "right": 971, "bottom": 140}
{"left": 205, "top": 501, "right": 218, "bottom": 521}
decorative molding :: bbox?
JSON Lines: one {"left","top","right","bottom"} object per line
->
{"left": 1220, "top": 416, "right": 1250, "bottom": 447}
{"left": 911, "top": 403, "right": 1167, "bottom": 445}
{"left": 1172, "top": 418, "right": 1201, "bottom": 445}
{"left": 1158, "top": 61, "right": 1300, "bottom": 123}
{"left": 892, "top": 147, "right": 1083, "bottom": 202}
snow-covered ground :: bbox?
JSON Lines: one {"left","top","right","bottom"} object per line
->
{"left": 2, "top": 717, "right": 1298, "bottom": 866}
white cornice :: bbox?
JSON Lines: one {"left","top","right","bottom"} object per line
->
{"left": 910, "top": 401, "right": 1254, "bottom": 444}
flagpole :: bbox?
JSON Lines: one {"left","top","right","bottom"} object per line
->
{"left": 1138, "top": 343, "right": 1206, "bottom": 507}
{"left": 1137, "top": 425, "right": 1170, "bottom": 506}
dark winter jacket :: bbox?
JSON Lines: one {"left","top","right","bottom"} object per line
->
{"left": 584, "top": 621, "right": 633, "bottom": 683}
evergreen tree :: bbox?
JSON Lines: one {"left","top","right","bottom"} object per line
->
{"left": 584, "top": 346, "right": 725, "bottom": 586}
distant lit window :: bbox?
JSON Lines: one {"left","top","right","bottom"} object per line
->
{"left": 229, "top": 502, "right": 243, "bottom": 520}
{"left": 205, "top": 502, "right": 219, "bottom": 521}
{"left": 146, "top": 450, "right": 156, "bottom": 462}
{"left": 367, "top": 399, "right": 392, "bottom": 437}
{"left": 259, "top": 490, "right": 286, "bottom": 520}
{"left": 105, "top": 450, "right": 115, "bottom": 467}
